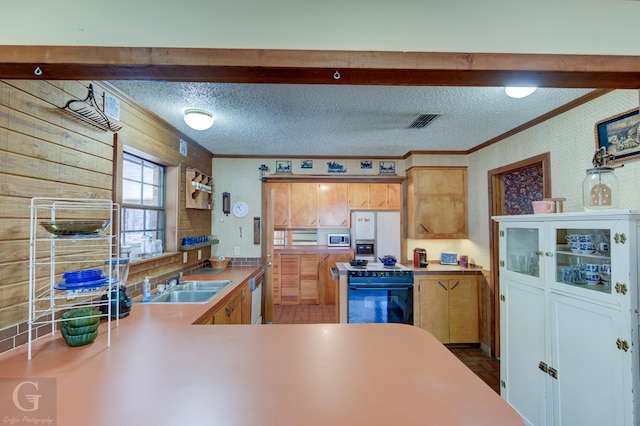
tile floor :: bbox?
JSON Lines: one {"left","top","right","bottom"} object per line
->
{"left": 273, "top": 304, "right": 500, "bottom": 394}
{"left": 448, "top": 345, "right": 500, "bottom": 394}
{"left": 272, "top": 303, "right": 336, "bottom": 324}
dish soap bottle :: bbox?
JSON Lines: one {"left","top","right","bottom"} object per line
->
{"left": 142, "top": 276, "right": 151, "bottom": 302}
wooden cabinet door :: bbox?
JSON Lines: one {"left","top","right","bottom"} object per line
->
{"left": 418, "top": 276, "right": 480, "bottom": 344}
{"left": 213, "top": 293, "right": 241, "bottom": 324}
{"left": 448, "top": 277, "right": 480, "bottom": 343}
{"left": 299, "top": 254, "right": 319, "bottom": 304}
{"left": 407, "top": 167, "right": 468, "bottom": 239}
{"left": 240, "top": 283, "right": 251, "bottom": 324}
{"left": 418, "top": 277, "right": 450, "bottom": 342}
{"left": 272, "top": 253, "right": 281, "bottom": 304}
{"left": 290, "top": 183, "right": 318, "bottom": 227}
{"left": 368, "top": 184, "right": 388, "bottom": 209}
{"left": 387, "top": 184, "right": 401, "bottom": 209}
{"left": 279, "top": 255, "right": 300, "bottom": 304}
{"left": 348, "top": 183, "right": 369, "bottom": 209}
{"left": 320, "top": 252, "right": 352, "bottom": 305}
{"left": 271, "top": 183, "right": 290, "bottom": 228}
{"left": 318, "top": 183, "right": 349, "bottom": 227}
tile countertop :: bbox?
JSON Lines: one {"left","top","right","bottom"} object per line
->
{"left": 0, "top": 266, "right": 520, "bottom": 426}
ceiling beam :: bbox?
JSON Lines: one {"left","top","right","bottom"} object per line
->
{"left": 1, "top": 46, "right": 639, "bottom": 89}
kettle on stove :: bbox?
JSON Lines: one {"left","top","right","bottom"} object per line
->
{"left": 100, "top": 285, "right": 132, "bottom": 319}
{"left": 413, "top": 248, "right": 428, "bottom": 268}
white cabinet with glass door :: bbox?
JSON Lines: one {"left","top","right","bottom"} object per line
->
{"left": 495, "top": 210, "right": 640, "bottom": 426}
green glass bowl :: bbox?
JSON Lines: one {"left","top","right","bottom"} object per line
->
{"left": 62, "top": 307, "right": 101, "bottom": 328}
{"left": 62, "top": 322, "right": 99, "bottom": 336}
{"left": 61, "top": 327, "right": 99, "bottom": 347}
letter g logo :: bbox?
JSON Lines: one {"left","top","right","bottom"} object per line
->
{"left": 12, "top": 381, "right": 42, "bottom": 412}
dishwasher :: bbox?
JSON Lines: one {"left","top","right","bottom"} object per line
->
{"left": 250, "top": 269, "right": 265, "bottom": 324}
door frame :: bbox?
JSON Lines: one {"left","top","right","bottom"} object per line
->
{"left": 488, "top": 152, "right": 551, "bottom": 357}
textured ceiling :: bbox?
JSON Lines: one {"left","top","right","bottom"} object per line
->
{"left": 109, "top": 81, "right": 593, "bottom": 157}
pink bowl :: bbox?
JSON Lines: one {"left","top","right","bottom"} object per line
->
{"left": 532, "top": 201, "right": 555, "bottom": 214}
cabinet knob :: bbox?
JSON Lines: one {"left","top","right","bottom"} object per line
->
{"left": 545, "top": 252, "right": 554, "bottom": 257}
{"left": 499, "top": 260, "right": 505, "bottom": 267}
{"left": 614, "top": 233, "right": 627, "bottom": 244}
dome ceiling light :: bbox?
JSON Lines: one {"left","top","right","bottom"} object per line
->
{"left": 184, "top": 108, "right": 214, "bottom": 130}
{"left": 504, "top": 87, "right": 537, "bottom": 99}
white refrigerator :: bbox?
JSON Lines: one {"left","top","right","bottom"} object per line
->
{"left": 351, "top": 211, "right": 401, "bottom": 261}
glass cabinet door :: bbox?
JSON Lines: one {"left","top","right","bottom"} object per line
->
{"left": 553, "top": 227, "right": 611, "bottom": 294}
{"left": 503, "top": 225, "right": 542, "bottom": 282}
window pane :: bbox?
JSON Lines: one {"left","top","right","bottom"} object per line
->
{"left": 123, "top": 208, "right": 145, "bottom": 231}
{"left": 145, "top": 210, "right": 158, "bottom": 229}
{"left": 123, "top": 157, "right": 142, "bottom": 180}
{"left": 142, "top": 184, "right": 161, "bottom": 206}
{"left": 122, "top": 179, "right": 141, "bottom": 204}
{"left": 143, "top": 164, "right": 156, "bottom": 184}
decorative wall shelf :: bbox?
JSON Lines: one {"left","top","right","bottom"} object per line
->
{"left": 186, "top": 168, "right": 213, "bottom": 210}
{"left": 179, "top": 239, "right": 219, "bottom": 251}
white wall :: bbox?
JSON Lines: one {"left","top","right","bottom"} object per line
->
{"left": 3, "top": 1, "right": 640, "bottom": 55}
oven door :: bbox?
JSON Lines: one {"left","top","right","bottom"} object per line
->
{"left": 348, "top": 284, "right": 413, "bottom": 324}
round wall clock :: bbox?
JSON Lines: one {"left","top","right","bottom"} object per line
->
{"left": 232, "top": 201, "right": 249, "bottom": 218}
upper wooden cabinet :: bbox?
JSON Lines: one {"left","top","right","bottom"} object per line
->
{"left": 318, "top": 183, "right": 349, "bottom": 227}
{"left": 348, "top": 183, "right": 369, "bottom": 209}
{"left": 290, "top": 183, "right": 318, "bottom": 227}
{"left": 271, "top": 182, "right": 291, "bottom": 227}
{"left": 269, "top": 181, "right": 402, "bottom": 229}
{"left": 348, "top": 183, "right": 401, "bottom": 210}
{"left": 406, "top": 167, "right": 468, "bottom": 239}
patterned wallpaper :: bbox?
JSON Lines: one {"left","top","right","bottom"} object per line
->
{"left": 503, "top": 165, "right": 544, "bottom": 215}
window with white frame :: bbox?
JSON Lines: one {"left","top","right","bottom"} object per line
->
{"left": 121, "top": 152, "right": 165, "bottom": 259}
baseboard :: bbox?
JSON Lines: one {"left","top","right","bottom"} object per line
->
{"left": 480, "top": 342, "right": 492, "bottom": 358}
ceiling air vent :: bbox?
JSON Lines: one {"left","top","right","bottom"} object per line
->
{"left": 408, "top": 113, "right": 440, "bottom": 129}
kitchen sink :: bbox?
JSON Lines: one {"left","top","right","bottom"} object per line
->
{"left": 179, "top": 280, "right": 232, "bottom": 291}
{"left": 147, "top": 290, "right": 218, "bottom": 304}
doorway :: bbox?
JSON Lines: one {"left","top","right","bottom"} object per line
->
{"left": 488, "top": 152, "right": 551, "bottom": 357}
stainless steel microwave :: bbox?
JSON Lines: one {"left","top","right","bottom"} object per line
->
{"left": 328, "top": 234, "right": 350, "bottom": 247}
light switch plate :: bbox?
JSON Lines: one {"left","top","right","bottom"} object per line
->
{"left": 183, "top": 252, "right": 188, "bottom": 263}
{"left": 197, "top": 249, "right": 202, "bottom": 260}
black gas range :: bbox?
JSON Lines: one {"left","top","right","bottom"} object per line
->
{"left": 343, "top": 263, "right": 414, "bottom": 324}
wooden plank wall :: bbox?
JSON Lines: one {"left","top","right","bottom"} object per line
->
{"left": 0, "top": 79, "right": 213, "bottom": 334}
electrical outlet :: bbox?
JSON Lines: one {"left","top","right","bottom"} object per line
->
{"left": 234, "top": 246, "right": 240, "bottom": 256}
{"left": 197, "top": 249, "right": 202, "bottom": 260}
{"left": 183, "top": 252, "right": 188, "bottom": 263}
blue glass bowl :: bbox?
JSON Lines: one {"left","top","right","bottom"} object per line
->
{"left": 63, "top": 269, "right": 103, "bottom": 283}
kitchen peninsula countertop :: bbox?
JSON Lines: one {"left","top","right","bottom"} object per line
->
{"left": 0, "top": 266, "right": 521, "bottom": 426}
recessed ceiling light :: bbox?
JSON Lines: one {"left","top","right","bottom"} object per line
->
{"left": 184, "top": 108, "right": 214, "bottom": 130}
{"left": 505, "top": 87, "right": 537, "bottom": 99}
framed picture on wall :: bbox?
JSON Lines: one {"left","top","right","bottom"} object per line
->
{"left": 275, "top": 160, "right": 292, "bottom": 174}
{"left": 595, "top": 108, "right": 640, "bottom": 163}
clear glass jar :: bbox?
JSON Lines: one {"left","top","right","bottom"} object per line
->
{"left": 582, "top": 167, "right": 618, "bottom": 210}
